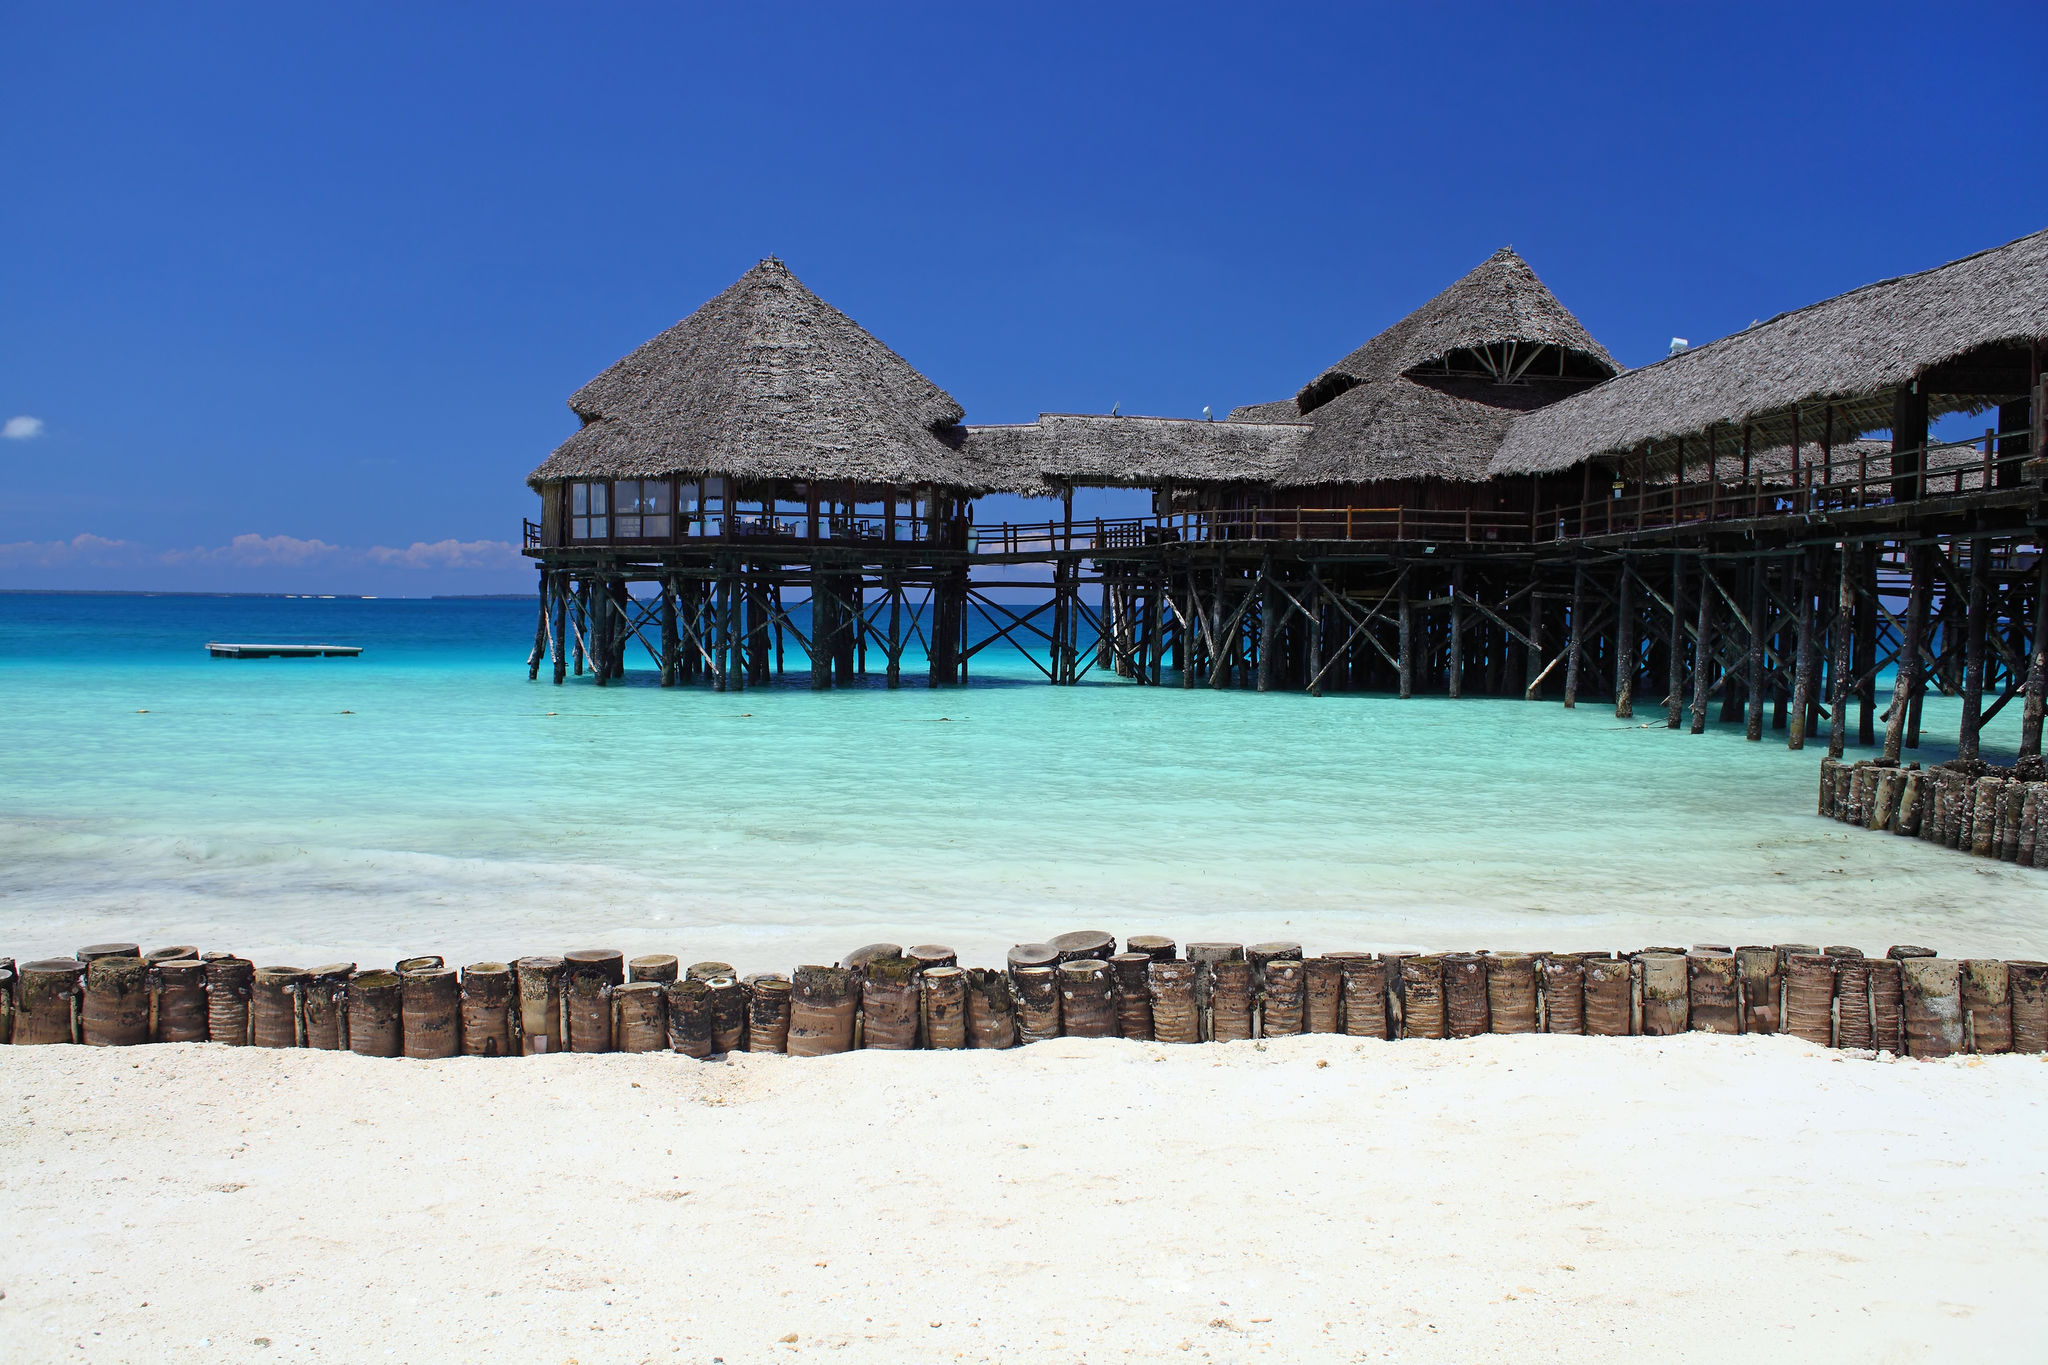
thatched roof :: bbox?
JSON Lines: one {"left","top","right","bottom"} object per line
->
{"left": 1227, "top": 248, "right": 1618, "bottom": 484}
{"left": 1492, "top": 226, "right": 2048, "bottom": 477}
{"left": 528, "top": 259, "right": 979, "bottom": 490}
{"left": 961, "top": 414, "right": 1309, "bottom": 493}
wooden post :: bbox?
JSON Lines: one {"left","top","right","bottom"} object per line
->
{"left": 514, "top": 955, "right": 565, "bottom": 1054}
{"left": 1900, "top": 958, "right": 1963, "bottom": 1058}
{"left": 665, "top": 978, "right": 714, "bottom": 1058}
{"left": 787, "top": 966, "right": 857, "bottom": 1056}
{"left": 745, "top": 975, "right": 792, "bottom": 1052}
{"left": 458, "top": 963, "right": 513, "bottom": 1057}
{"left": 204, "top": 957, "right": 252, "bottom": 1045}
{"left": 1882, "top": 545, "right": 1930, "bottom": 764}
{"left": 658, "top": 579, "right": 678, "bottom": 686}
{"left": 1563, "top": 562, "right": 1586, "bottom": 708}
{"left": 1147, "top": 960, "right": 1199, "bottom": 1043}
{"left": 528, "top": 567, "right": 548, "bottom": 680}
{"left": 886, "top": 575, "right": 902, "bottom": 689}
{"left": 1856, "top": 549, "right": 1877, "bottom": 745}
{"left": 1485, "top": 955, "right": 1538, "bottom": 1033}
{"left": 2024, "top": 554, "right": 2048, "bottom": 758}
{"left": 590, "top": 575, "right": 609, "bottom": 688}
{"left": 346, "top": 970, "right": 403, "bottom": 1057}
{"left": 811, "top": 579, "right": 833, "bottom": 691}
{"left": 1256, "top": 559, "right": 1276, "bottom": 693}
{"left": 1745, "top": 558, "right": 1766, "bottom": 741}
{"left": 402, "top": 968, "right": 461, "bottom": 1059}
{"left": 1690, "top": 561, "right": 1715, "bottom": 735}
{"left": 1960, "top": 537, "right": 1988, "bottom": 762}
{"left": 1666, "top": 556, "right": 1686, "bottom": 728}
{"left": 1827, "top": 546, "right": 1855, "bottom": 757}
{"left": 81, "top": 955, "right": 150, "bottom": 1046}
{"left": 1614, "top": 560, "right": 1635, "bottom": 718}
{"left": 1525, "top": 569, "right": 1542, "bottom": 700}
{"left": 572, "top": 578, "right": 588, "bottom": 676}
{"left": 1397, "top": 572, "right": 1413, "bottom": 699}
{"left": 1789, "top": 549, "right": 1816, "bottom": 749}
{"left": 1448, "top": 564, "right": 1465, "bottom": 699}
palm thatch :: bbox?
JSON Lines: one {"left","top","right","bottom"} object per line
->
{"left": 962, "top": 414, "right": 1309, "bottom": 494}
{"left": 527, "top": 259, "right": 979, "bottom": 491}
{"left": 1492, "top": 227, "right": 2048, "bottom": 477}
{"left": 1228, "top": 248, "right": 1617, "bottom": 484}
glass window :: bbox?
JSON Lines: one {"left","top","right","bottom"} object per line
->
{"left": 701, "top": 475, "right": 726, "bottom": 536}
{"left": 570, "top": 481, "right": 607, "bottom": 541}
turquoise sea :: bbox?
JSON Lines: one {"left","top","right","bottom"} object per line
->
{"left": 2, "top": 591, "right": 2043, "bottom": 969}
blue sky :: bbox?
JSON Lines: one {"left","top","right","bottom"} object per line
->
{"left": 3, "top": 3, "right": 2044, "bottom": 594}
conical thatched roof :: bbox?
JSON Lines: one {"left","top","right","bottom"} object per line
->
{"left": 528, "top": 259, "right": 978, "bottom": 490}
{"left": 1227, "top": 248, "right": 1618, "bottom": 484}
{"left": 1491, "top": 226, "right": 2048, "bottom": 477}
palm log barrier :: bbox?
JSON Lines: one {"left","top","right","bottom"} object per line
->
{"left": 1821, "top": 756, "right": 2048, "bottom": 868}
{"left": 9, "top": 935, "right": 2043, "bottom": 1065}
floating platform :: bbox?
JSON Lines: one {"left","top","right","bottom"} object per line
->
{"left": 205, "top": 642, "right": 362, "bottom": 659}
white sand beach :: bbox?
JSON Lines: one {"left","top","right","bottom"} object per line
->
{"left": 2, "top": 1034, "right": 2044, "bottom": 1363}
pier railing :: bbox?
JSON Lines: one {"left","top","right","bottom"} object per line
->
{"left": 972, "top": 427, "right": 2038, "bottom": 554}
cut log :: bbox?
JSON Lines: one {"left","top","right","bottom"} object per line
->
{"left": 346, "top": 969, "right": 403, "bottom": 1058}
{"left": 459, "top": 963, "right": 514, "bottom": 1057}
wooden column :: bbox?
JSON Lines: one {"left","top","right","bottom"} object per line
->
{"left": 1614, "top": 559, "right": 1635, "bottom": 718}
{"left": 1563, "top": 562, "right": 1585, "bottom": 708}
{"left": 572, "top": 578, "right": 588, "bottom": 676}
{"left": 1397, "top": 571, "right": 1413, "bottom": 699}
{"left": 659, "top": 577, "right": 678, "bottom": 687}
{"left": 811, "top": 579, "right": 833, "bottom": 690}
{"left": 550, "top": 571, "right": 567, "bottom": 685}
{"left": 1959, "top": 537, "right": 1989, "bottom": 762}
{"left": 1745, "top": 558, "right": 1766, "bottom": 741}
{"left": 527, "top": 567, "right": 548, "bottom": 681}
{"left": 1690, "top": 562, "right": 1715, "bottom": 734}
{"left": 590, "top": 574, "right": 610, "bottom": 688}
{"left": 1855, "top": 549, "right": 1877, "bottom": 745}
{"left": 1447, "top": 564, "right": 1465, "bottom": 699}
{"left": 1666, "top": 555, "right": 1685, "bottom": 728}
{"left": 1827, "top": 545, "right": 1855, "bottom": 758}
{"left": 1525, "top": 569, "right": 1542, "bottom": 700}
{"left": 885, "top": 575, "right": 902, "bottom": 689}
{"left": 1789, "top": 548, "right": 1816, "bottom": 749}
{"left": 1256, "top": 559, "right": 1277, "bottom": 693}
{"left": 1892, "top": 383, "right": 1929, "bottom": 504}
{"left": 2023, "top": 551, "right": 2048, "bottom": 758}
{"left": 1883, "top": 544, "right": 1930, "bottom": 765}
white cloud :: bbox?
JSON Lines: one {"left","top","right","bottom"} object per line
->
{"left": 162, "top": 532, "right": 344, "bottom": 566}
{"left": 365, "top": 538, "right": 523, "bottom": 570}
{"left": 0, "top": 533, "right": 145, "bottom": 567}
{"left": 2, "top": 415, "right": 45, "bottom": 440}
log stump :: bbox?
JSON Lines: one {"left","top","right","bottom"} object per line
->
{"left": 922, "top": 966, "right": 967, "bottom": 1049}
{"left": 565, "top": 949, "right": 625, "bottom": 987}
{"left": 1048, "top": 930, "right": 1115, "bottom": 965}
{"left": 1304, "top": 958, "right": 1344, "bottom": 1034}
{"left": 1261, "top": 960, "right": 1306, "bottom": 1037}
{"left": 1686, "top": 953, "right": 1739, "bottom": 1035}
{"left": 1124, "top": 935, "right": 1176, "bottom": 962}
{"left": 205, "top": 957, "right": 253, "bottom": 1045}
{"left": 1058, "top": 960, "right": 1118, "bottom": 1038}
{"left": 1581, "top": 957, "right": 1631, "bottom": 1037}
{"left": 1399, "top": 956, "right": 1446, "bottom": 1040}
{"left": 154, "top": 959, "right": 209, "bottom": 1043}
{"left": 1539, "top": 954, "right": 1585, "bottom": 1035}
{"left": 1336, "top": 957, "right": 1387, "bottom": 1040}
{"left": 145, "top": 945, "right": 198, "bottom": 964}
{"left": 402, "top": 967, "right": 461, "bottom": 1059}
{"left": 613, "top": 981, "right": 668, "bottom": 1053}
{"left": 1444, "top": 954, "right": 1490, "bottom": 1038}
{"left": 1960, "top": 959, "right": 2012, "bottom": 1054}
{"left": 1210, "top": 959, "right": 1254, "bottom": 1042}
{"left": 19, "top": 959, "right": 84, "bottom": 1045}
{"left": 300, "top": 963, "right": 356, "bottom": 1050}
{"left": 706, "top": 975, "right": 747, "bottom": 1053}
{"left": 394, "top": 956, "right": 444, "bottom": 975}
{"left": 1782, "top": 954, "right": 1837, "bottom": 1046}
{"left": 1147, "top": 960, "right": 1200, "bottom": 1044}
{"left": 1833, "top": 955, "right": 1873, "bottom": 1050}
{"left": 513, "top": 955, "right": 565, "bottom": 1055}
{"left": 907, "top": 945, "right": 958, "bottom": 971}
{"left": 1013, "top": 965, "right": 1061, "bottom": 1043}
{"left": 1186, "top": 942, "right": 1243, "bottom": 1042}
{"left": 745, "top": 975, "right": 792, "bottom": 1053}
{"left": 252, "top": 967, "right": 307, "bottom": 1049}
{"left": 459, "top": 963, "right": 514, "bottom": 1057}
{"left": 1900, "top": 957, "right": 1964, "bottom": 1058}
{"left": 345, "top": 970, "right": 403, "bottom": 1057}
{"left": 2007, "top": 961, "right": 2048, "bottom": 1055}
{"left": 788, "top": 966, "right": 857, "bottom": 1057}
{"left": 82, "top": 954, "right": 151, "bottom": 1047}
{"left": 1868, "top": 957, "right": 1905, "bottom": 1055}
{"left": 1736, "top": 947, "right": 1781, "bottom": 1035}
{"left": 862, "top": 956, "right": 922, "bottom": 1049}
{"left": 666, "top": 978, "right": 714, "bottom": 1059}
{"left": 965, "top": 968, "right": 1017, "bottom": 1049}
{"left": 564, "top": 972, "right": 613, "bottom": 1054}
{"left": 1485, "top": 954, "right": 1538, "bottom": 1034}
{"left": 77, "top": 943, "right": 139, "bottom": 964}
{"left": 1110, "top": 952, "right": 1154, "bottom": 1040}
{"left": 629, "top": 954, "right": 679, "bottom": 984}
{"left": 1637, "top": 953, "right": 1688, "bottom": 1036}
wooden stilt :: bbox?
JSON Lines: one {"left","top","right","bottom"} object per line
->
{"left": 1883, "top": 545, "right": 1930, "bottom": 764}
{"left": 1790, "top": 548, "right": 1816, "bottom": 748}
{"left": 1856, "top": 549, "right": 1877, "bottom": 745}
{"left": 1667, "top": 555, "right": 1685, "bottom": 728}
{"left": 1525, "top": 569, "right": 1542, "bottom": 700}
{"left": 1257, "top": 559, "right": 1277, "bottom": 693}
{"left": 1745, "top": 558, "right": 1766, "bottom": 741}
{"left": 1960, "top": 537, "right": 1988, "bottom": 761}
{"left": 1563, "top": 563, "right": 1585, "bottom": 708}
{"left": 1614, "top": 559, "right": 1635, "bottom": 718}
{"left": 1690, "top": 559, "right": 1715, "bottom": 734}
{"left": 2023, "top": 551, "right": 2048, "bottom": 757}
{"left": 659, "top": 578, "right": 678, "bottom": 687}
{"left": 1397, "top": 571, "right": 1413, "bottom": 699}
{"left": 1827, "top": 546, "right": 1855, "bottom": 757}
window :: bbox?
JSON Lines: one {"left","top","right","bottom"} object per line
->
{"left": 570, "top": 481, "right": 608, "bottom": 540}
{"left": 700, "top": 476, "right": 726, "bottom": 537}
{"left": 613, "top": 479, "right": 671, "bottom": 539}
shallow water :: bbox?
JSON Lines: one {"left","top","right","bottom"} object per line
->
{"left": 2, "top": 592, "right": 2042, "bottom": 968}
